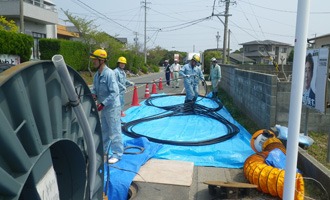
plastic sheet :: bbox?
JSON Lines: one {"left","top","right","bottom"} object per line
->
{"left": 275, "top": 124, "right": 314, "bottom": 146}
{"left": 122, "top": 93, "right": 255, "bottom": 168}
{"left": 104, "top": 137, "right": 162, "bottom": 200}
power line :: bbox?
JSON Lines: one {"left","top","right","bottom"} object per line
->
{"left": 247, "top": 0, "right": 266, "bottom": 39}
{"left": 75, "top": 0, "right": 135, "bottom": 33}
{"left": 237, "top": 2, "right": 259, "bottom": 38}
{"left": 239, "top": 0, "right": 330, "bottom": 14}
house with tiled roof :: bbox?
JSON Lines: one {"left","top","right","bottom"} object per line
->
{"left": 240, "top": 40, "right": 293, "bottom": 65}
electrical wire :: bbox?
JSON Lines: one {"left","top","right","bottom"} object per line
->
{"left": 122, "top": 94, "right": 240, "bottom": 146}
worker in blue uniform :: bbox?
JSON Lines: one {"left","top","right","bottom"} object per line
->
{"left": 114, "top": 56, "right": 134, "bottom": 117}
{"left": 179, "top": 54, "right": 205, "bottom": 105}
{"left": 91, "top": 49, "right": 122, "bottom": 164}
{"left": 209, "top": 57, "right": 221, "bottom": 98}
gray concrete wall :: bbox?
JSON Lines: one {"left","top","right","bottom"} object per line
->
{"left": 276, "top": 81, "right": 330, "bottom": 133}
{"left": 221, "top": 65, "right": 277, "bottom": 129}
{"left": 220, "top": 64, "right": 330, "bottom": 132}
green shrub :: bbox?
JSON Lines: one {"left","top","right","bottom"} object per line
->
{"left": 141, "top": 66, "right": 148, "bottom": 74}
{"left": 131, "top": 67, "right": 138, "bottom": 74}
{"left": 152, "top": 65, "right": 159, "bottom": 72}
{"left": 39, "top": 39, "right": 89, "bottom": 71}
{"left": 0, "top": 30, "right": 33, "bottom": 62}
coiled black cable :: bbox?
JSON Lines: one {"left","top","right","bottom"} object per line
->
{"left": 122, "top": 95, "right": 240, "bottom": 146}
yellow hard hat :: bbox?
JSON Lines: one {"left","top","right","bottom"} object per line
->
{"left": 90, "top": 49, "right": 108, "bottom": 60}
{"left": 192, "top": 54, "right": 200, "bottom": 63}
{"left": 117, "top": 56, "right": 127, "bottom": 64}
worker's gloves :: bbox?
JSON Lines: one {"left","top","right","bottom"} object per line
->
{"left": 130, "top": 81, "right": 135, "bottom": 86}
{"left": 97, "top": 103, "right": 104, "bottom": 111}
{"left": 185, "top": 75, "right": 190, "bottom": 78}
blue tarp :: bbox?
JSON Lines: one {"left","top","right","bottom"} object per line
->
{"left": 121, "top": 93, "right": 255, "bottom": 168}
{"left": 104, "top": 137, "right": 162, "bottom": 200}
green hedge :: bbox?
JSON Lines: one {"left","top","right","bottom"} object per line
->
{"left": 141, "top": 66, "right": 148, "bottom": 74}
{"left": 151, "top": 65, "right": 159, "bottom": 72}
{"left": 39, "top": 39, "right": 89, "bottom": 71}
{"left": 131, "top": 67, "right": 138, "bottom": 74}
{"left": 0, "top": 30, "right": 33, "bottom": 62}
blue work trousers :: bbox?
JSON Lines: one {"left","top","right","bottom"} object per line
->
{"left": 101, "top": 105, "right": 123, "bottom": 159}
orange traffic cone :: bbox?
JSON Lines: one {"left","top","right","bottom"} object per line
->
{"left": 131, "top": 85, "right": 141, "bottom": 106}
{"left": 151, "top": 79, "right": 157, "bottom": 94}
{"left": 144, "top": 84, "right": 150, "bottom": 99}
{"left": 158, "top": 77, "right": 163, "bottom": 90}
{"left": 121, "top": 110, "right": 126, "bottom": 117}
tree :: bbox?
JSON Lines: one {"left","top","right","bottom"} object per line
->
{"left": 147, "top": 46, "right": 167, "bottom": 66}
{"left": 62, "top": 10, "right": 100, "bottom": 76}
{"left": 287, "top": 49, "right": 294, "bottom": 63}
{"left": 0, "top": 16, "right": 18, "bottom": 32}
{"left": 204, "top": 51, "right": 222, "bottom": 74}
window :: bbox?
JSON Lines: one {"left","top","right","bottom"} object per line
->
{"left": 259, "top": 47, "right": 265, "bottom": 51}
{"left": 32, "top": 32, "right": 46, "bottom": 59}
{"left": 281, "top": 48, "right": 287, "bottom": 53}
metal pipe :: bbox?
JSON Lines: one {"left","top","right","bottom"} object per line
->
{"left": 52, "top": 55, "right": 96, "bottom": 199}
{"left": 283, "top": 0, "right": 311, "bottom": 199}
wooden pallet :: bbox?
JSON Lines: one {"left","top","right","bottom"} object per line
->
{"left": 203, "top": 181, "right": 258, "bottom": 199}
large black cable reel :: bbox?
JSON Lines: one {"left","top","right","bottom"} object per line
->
{"left": 0, "top": 61, "right": 104, "bottom": 200}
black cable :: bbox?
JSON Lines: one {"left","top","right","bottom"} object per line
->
{"left": 122, "top": 95, "right": 240, "bottom": 146}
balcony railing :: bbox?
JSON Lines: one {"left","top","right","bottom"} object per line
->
{"left": 0, "top": 0, "right": 57, "bottom": 12}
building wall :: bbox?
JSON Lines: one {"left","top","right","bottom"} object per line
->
{"left": 314, "top": 37, "right": 330, "bottom": 49}
{"left": 220, "top": 64, "right": 330, "bottom": 132}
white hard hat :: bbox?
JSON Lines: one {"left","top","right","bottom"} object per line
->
{"left": 165, "top": 60, "right": 169, "bottom": 62}
{"left": 211, "top": 57, "right": 217, "bottom": 62}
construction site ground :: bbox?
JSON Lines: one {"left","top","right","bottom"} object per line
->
{"left": 94, "top": 69, "right": 329, "bottom": 199}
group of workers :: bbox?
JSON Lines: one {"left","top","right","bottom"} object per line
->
{"left": 90, "top": 48, "right": 222, "bottom": 164}
{"left": 165, "top": 55, "right": 222, "bottom": 102}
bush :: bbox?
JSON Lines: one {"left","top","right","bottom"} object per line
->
{"left": 0, "top": 30, "right": 33, "bottom": 62}
{"left": 39, "top": 39, "right": 89, "bottom": 71}
{"left": 131, "top": 67, "right": 138, "bottom": 74}
{"left": 152, "top": 65, "right": 159, "bottom": 72}
{"left": 141, "top": 66, "right": 148, "bottom": 74}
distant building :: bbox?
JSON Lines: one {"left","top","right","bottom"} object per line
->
{"left": 57, "top": 25, "right": 79, "bottom": 40}
{"left": 307, "top": 33, "right": 330, "bottom": 49}
{"left": 240, "top": 40, "right": 293, "bottom": 65}
{"left": 0, "top": 0, "right": 58, "bottom": 59}
{"left": 229, "top": 53, "right": 255, "bottom": 64}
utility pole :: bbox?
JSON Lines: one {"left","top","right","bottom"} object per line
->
{"left": 134, "top": 32, "right": 138, "bottom": 54}
{"left": 216, "top": 31, "right": 220, "bottom": 50}
{"left": 20, "top": 0, "right": 24, "bottom": 33}
{"left": 144, "top": 0, "right": 147, "bottom": 65}
{"left": 228, "top": 29, "right": 231, "bottom": 63}
{"left": 222, "top": 0, "right": 230, "bottom": 64}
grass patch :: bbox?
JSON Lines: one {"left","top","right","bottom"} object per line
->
{"left": 79, "top": 71, "right": 94, "bottom": 85}
{"left": 306, "top": 132, "right": 330, "bottom": 170}
{"left": 217, "top": 87, "right": 259, "bottom": 135}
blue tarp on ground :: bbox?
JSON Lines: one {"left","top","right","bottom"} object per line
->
{"left": 104, "top": 137, "right": 162, "bottom": 200}
{"left": 121, "top": 93, "right": 255, "bottom": 168}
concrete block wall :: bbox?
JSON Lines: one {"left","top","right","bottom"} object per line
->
{"left": 221, "top": 65, "right": 277, "bottom": 129}
{"left": 276, "top": 81, "right": 330, "bottom": 132}
{"left": 221, "top": 64, "right": 330, "bottom": 132}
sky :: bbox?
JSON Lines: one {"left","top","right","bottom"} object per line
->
{"left": 52, "top": 0, "right": 330, "bottom": 53}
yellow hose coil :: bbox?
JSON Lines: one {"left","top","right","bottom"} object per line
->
{"left": 244, "top": 131, "right": 305, "bottom": 199}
